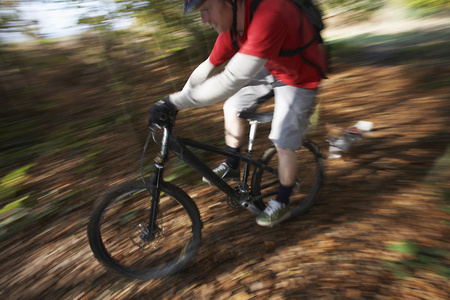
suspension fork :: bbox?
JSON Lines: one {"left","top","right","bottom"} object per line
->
{"left": 147, "top": 127, "right": 171, "bottom": 237}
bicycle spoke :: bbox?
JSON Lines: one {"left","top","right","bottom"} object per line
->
{"left": 88, "top": 180, "right": 202, "bottom": 280}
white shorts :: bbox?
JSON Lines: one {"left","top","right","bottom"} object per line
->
{"left": 224, "top": 68, "right": 317, "bottom": 150}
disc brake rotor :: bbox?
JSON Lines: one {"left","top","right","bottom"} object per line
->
{"left": 130, "top": 223, "right": 164, "bottom": 250}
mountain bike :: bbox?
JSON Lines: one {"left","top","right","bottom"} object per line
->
{"left": 88, "top": 108, "right": 324, "bottom": 280}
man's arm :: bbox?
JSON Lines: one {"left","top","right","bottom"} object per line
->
{"left": 170, "top": 53, "right": 267, "bottom": 109}
{"left": 182, "top": 58, "right": 222, "bottom": 91}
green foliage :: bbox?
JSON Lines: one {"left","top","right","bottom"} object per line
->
{"left": 387, "top": 240, "right": 420, "bottom": 256}
{"left": 322, "top": 0, "right": 386, "bottom": 11}
{"left": 400, "top": 0, "right": 450, "bottom": 9}
{"left": 320, "top": 0, "right": 387, "bottom": 18}
{"left": 386, "top": 241, "right": 450, "bottom": 278}
{"left": 0, "top": 164, "right": 36, "bottom": 242}
{"left": 77, "top": 147, "right": 107, "bottom": 177}
{"left": 0, "top": 164, "right": 35, "bottom": 212}
{"left": 390, "top": 0, "right": 450, "bottom": 16}
{"left": 326, "top": 27, "right": 450, "bottom": 70}
{"left": 0, "top": 187, "right": 85, "bottom": 243}
{"left": 439, "top": 188, "right": 450, "bottom": 213}
{"left": 77, "top": 0, "right": 214, "bottom": 56}
{"left": 0, "top": 5, "right": 217, "bottom": 240}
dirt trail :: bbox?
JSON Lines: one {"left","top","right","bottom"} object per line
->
{"left": 1, "top": 13, "right": 449, "bottom": 300}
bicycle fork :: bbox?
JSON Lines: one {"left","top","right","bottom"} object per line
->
{"left": 145, "top": 127, "right": 171, "bottom": 243}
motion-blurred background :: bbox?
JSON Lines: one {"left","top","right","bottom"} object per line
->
{"left": 1, "top": 1, "right": 449, "bottom": 299}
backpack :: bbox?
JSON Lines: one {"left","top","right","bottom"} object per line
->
{"left": 230, "top": 0, "right": 329, "bottom": 79}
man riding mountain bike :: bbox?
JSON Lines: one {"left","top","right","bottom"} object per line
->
{"left": 149, "top": 0, "right": 326, "bottom": 227}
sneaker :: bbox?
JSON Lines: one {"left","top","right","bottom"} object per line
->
{"left": 256, "top": 200, "right": 291, "bottom": 227}
{"left": 202, "top": 162, "right": 240, "bottom": 184}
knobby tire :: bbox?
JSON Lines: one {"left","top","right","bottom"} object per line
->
{"left": 87, "top": 179, "right": 202, "bottom": 280}
{"left": 252, "top": 139, "right": 324, "bottom": 218}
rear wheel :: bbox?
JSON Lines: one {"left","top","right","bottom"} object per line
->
{"left": 252, "top": 140, "right": 324, "bottom": 218}
{"left": 88, "top": 179, "right": 202, "bottom": 280}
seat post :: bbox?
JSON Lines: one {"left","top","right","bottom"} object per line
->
{"left": 248, "top": 121, "right": 258, "bottom": 152}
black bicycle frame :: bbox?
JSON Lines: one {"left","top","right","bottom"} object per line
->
{"left": 145, "top": 116, "right": 280, "bottom": 236}
{"left": 170, "top": 135, "right": 269, "bottom": 203}
{"left": 151, "top": 126, "right": 276, "bottom": 203}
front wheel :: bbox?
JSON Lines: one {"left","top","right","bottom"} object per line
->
{"left": 87, "top": 179, "right": 202, "bottom": 280}
{"left": 252, "top": 139, "right": 324, "bottom": 218}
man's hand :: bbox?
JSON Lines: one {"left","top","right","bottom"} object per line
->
{"left": 148, "top": 97, "right": 178, "bottom": 128}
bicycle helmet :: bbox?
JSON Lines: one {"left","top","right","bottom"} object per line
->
{"left": 184, "top": 0, "right": 206, "bottom": 14}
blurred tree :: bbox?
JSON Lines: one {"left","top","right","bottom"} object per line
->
{"left": 75, "top": 0, "right": 215, "bottom": 57}
{"left": 2, "top": 0, "right": 449, "bottom": 44}
{"left": 77, "top": 0, "right": 193, "bottom": 35}
{"left": 0, "top": 0, "right": 39, "bottom": 41}
{"left": 319, "top": 0, "right": 387, "bottom": 18}
{"left": 401, "top": 0, "right": 450, "bottom": 9}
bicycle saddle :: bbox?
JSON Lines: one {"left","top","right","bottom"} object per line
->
{"left": 237, "top": 111, "right": 273, "bottom": 124}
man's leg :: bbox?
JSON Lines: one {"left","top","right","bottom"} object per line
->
{"left": 271, "top": 85, "right": 317, "bottom": 204}
{"left": 223, "top": 67, "right": 274, "bottom": 150}
{"left": 256, "top": 85, "right": 317, "bottom": 226}
{"left": 203, "top": 68, "right": 274, "bottom": 183}
{"left": 224, "top": 106, "right": 247, "bottom": 149}
{"left": 274, "top": 146, "right": 296, "bottom": 207}
{"left": 222, "top": 106, "right": 246, "bottom": 170}
{"left": 276, "top": 146, "right": 297, "bottom": 187}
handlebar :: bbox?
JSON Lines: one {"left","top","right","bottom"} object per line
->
{"left": 148, "top": 110, "right": 178, "bottom": 131}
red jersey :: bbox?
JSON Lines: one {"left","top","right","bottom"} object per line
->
{"left": 209, "top": 0, "right": 324, "bottom": 89}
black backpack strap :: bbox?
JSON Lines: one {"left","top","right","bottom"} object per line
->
{"left": 249, "top": 0, "right": 262, "bottom": 22}
{"left": 230, "top": 0, "right": 239, "bottom": 50}
{"left": 231, "top": 0, "right": 327, "bottom": 79}
{"left": 230, "top": 31, "right": 240, "bottom": 51}
{"left": 299, "top": 49, "right": 328, "bottom": 79}
{"left": 278, "top": 30, "right": 320, "bottom": 57}
{"left": 279, "top": 6, "right": 319, "bottom": 57}
{"left": 231, "top": 0, "right": 263, "bottom": 51}
{"left": 279, "top": 7, "right": 327, "bottom": 79}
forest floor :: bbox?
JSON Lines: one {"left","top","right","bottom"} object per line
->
{"left": 1, "top": 10, "right": 449, "bottom": 300}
